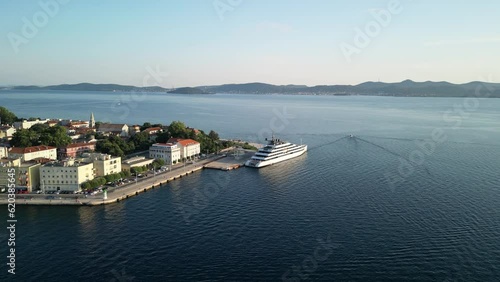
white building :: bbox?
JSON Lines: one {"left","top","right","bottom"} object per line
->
{"left": 122, "top": 156, "right": 155, "bottom": 171}
{"left": 0, "top": 161, "right": 40, "bottom": 193}
{"left": 97, "top": 123, "right": 129, "bottom": 137}
{"left": 80, "top": 153, "right": 121, "bottom": 177}
{"left": 0, "top": 146, "right": 8, "bottom": 159}
{"left": 149, "top": 143, "right": 181, "bottom": 165}
{"left": 13, "top": 119, "right": 50, "bottom": 130}
{"left": 168, "top": 138, "right": 201, "bottom": 160}
{"left": 40, "top": 159, "right": 94, "bottom": 192}
{"left": 9, "top": 145, "right": 57, "bottom": 162}
{"left": 0, "top": 126, "right": 16, "bottom": 140}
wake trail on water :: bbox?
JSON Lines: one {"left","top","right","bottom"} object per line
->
{"left": 308, "top": 136, "right": 350, "bottom": 152}
{"left": 308, "top": 135, "right": 433, "bottom": 177}
{"left": 354, "top": 135, "right": 500, "bottom": 148}
{"left": 353, "top": 137, "right": 433, "bottom": 177}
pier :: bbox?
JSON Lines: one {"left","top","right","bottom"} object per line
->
{"left": 204, "top": 150, "right": 255, "bottom": 171}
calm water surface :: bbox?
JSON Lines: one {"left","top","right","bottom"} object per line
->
{"left": 0, "top": 90, "right": 500, "bottom": 281}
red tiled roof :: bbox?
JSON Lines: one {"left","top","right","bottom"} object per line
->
{"left": 143, "top": 127, "right": 162, "bottom": 133}
{"left": 10, "top": 145, "right": 56, "bottom": 154}
{"left": 167, "top": 138, "right": 199, "bottom": 147}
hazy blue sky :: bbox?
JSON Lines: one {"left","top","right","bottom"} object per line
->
{"left": 1, "top": 0, "right": 499, "bottom": 87}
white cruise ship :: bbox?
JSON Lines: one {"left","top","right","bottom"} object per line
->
{"left": 245, "top": 136, "right": 307, "bottom": 168}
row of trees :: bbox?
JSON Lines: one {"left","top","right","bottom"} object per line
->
{"left": 128, "top": 159, "right": 166, "bottom": 175}
{"left": 81, "top": 170, "right": 132, "bottom": 190}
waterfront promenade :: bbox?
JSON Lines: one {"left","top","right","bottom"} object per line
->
{"left": 0, "top": 155, "right": 227, "bottom": 206}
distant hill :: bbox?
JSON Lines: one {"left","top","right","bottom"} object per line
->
{"left": 167, "top": 87, "right": 212, "bottom": 94}
{"left": 6, "top": 83, "right": 170, "bottom": 93}
{"left": 3, "top": 81, "right": 500, "bottom": 97}
{"left": 202, "top": 80, "right": 500, "bottom": 97}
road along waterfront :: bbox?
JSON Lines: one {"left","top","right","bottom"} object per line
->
{"left": 0, "top": 155, "right": 227, "bottom": 206}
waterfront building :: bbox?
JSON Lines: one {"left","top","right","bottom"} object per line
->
{"left": 9, "top": 145, "right": 57, "bottom": 162}
{"left": 167, "top": 138, "right": 201, "bottom": 160}
{"left": 80, "top": 153, "right": 121, "bottom": 177}
{"left": 0, "top": 161, "right": 41, "bottom": 192}
{"left": 121, "top": 156, "right": 155, "bottom": 171}
{"left": 12, "top": 119, "right": 50, "bottom": 130}
{"left": 58, "top": 142, "right": 96, "bottom": 160}
{"left": 149, "top": 143, "right": 181, "bottom": 165}
{"left": 40, "top": 159, "right": 94, "bottom": 192}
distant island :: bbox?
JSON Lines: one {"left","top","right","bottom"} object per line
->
{"left": 2, "top": 80, "right": 499, "bottom": 98}
{"left": 167, "top": 87, "right": 212, "bottom": 94}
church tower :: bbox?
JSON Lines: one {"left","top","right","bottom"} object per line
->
{"left": 90, "top": 112, "right": 95, "bottom": 128}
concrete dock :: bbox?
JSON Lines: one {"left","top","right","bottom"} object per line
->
{"left": 204, "top": 150, "right": 255, "bottom": 171}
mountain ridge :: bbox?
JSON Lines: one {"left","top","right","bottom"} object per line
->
{"left": 2, "top": 80, "right": 500, "bottom": 97}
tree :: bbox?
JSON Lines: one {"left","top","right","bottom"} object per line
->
{"left": 30, "top": 123, "right": 49, "bottom": 133}
{"left": 140, "top": 122, "right": 152, "bottom": 131}
{"left": 208, "top": 130, "right": 219, "bottom": 141}
{"left": 155, "top": 131, "right": 171, "bottom": 143}
{"left": 81, "top": 182, "right": 91, "bottom": 190}
{"left": 0, "top": 107, "right": 17, "bottom": 124}
{"left": 10, "top": 129, "right": 39, "bottom": 147}
{"left": 152, "top": 158, "right": 165, "bottom": 169}
{"left": 129, "top": 131, "right": 150, "bottom": 151}
{"left": 168, "top": 121, "right": 188, "bottom": 138}
{"left": 96, "top": 139, "right": 125, "bottom": 157}
{"left": 39, "top": 125, "right": 71, "bottom": 147}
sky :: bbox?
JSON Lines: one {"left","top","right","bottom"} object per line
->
{"left": 1, "top": 0, "right": 499, "bottom": 87}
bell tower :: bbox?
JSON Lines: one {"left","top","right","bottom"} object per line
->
{"left": 90, "top": 112, "right": 95, "bottom": 128}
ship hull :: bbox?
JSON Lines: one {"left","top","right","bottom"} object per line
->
{"left": 245, "top": 145, "right": 307, "bottom": 168}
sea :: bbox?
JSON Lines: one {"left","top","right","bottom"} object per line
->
{"left": 1, "top": 90, "right": 500, "bottom": 281}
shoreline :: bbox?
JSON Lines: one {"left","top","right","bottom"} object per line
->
{"left": 0, "top": 155, "right": 230, "bottom": 207}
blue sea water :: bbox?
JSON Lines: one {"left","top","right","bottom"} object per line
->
{"left": 0, "top": 90, "right": 500, "bottom": 281}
